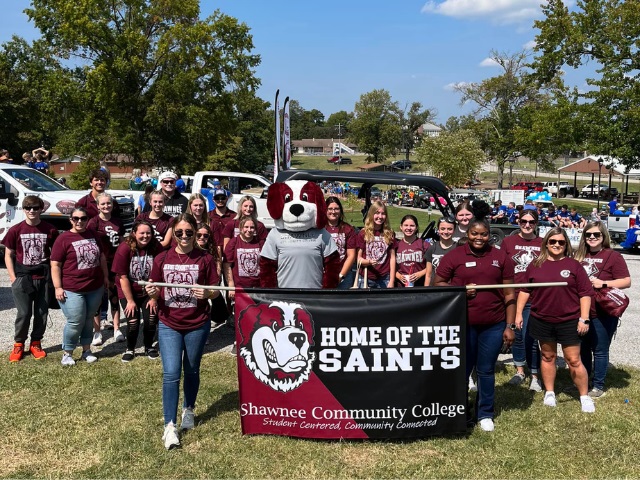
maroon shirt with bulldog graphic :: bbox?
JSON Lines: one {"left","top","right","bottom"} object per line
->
{"left": 1, "top": 221, "right": 59, "bottom": 279}
{"left": 150, "top": 248, "right": 219, "bottom": 331}
{"left": 50, "top": 230, "right": 104, "bottom": 292}
{"left": 325, "top": 223, "right": 357, "bottom": 265}
{"left": 436, "top": 243, "right": 514, "bottom": 325}
{"left": 522, "top": 257, "right": 593, "bottom": 323}
{"left": 112, "top": 242, "right": 161, "bottom": 299}
{"left": 224, "top": 236, "right": 264, "bottom": 288}
{"left": 355, "top": 229, "right": 397, "bottom": 280}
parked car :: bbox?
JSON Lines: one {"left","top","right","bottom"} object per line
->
{"left": 390, "top": 159, "right": 412, "bottom": 171}
{"left": 580, "top": 184, "right": 618, "bottom": 199}
{"left": 511, "top": 181, "right": 544, "bottom": 194}
{"left": 327, "top": 156, "right": 352, "bottom": 164}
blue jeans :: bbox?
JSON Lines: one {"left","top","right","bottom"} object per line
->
{"left": 337, "top": 270, "right": 356, "bottom": 290}
{"left": 580, "top": 313, "right": 618, "bottom": 390}
{"left": 358, "top": 274, "right": 390, "bottom": 289}
{"left": 61, "top": 287, "right": 104, "bottom": 351}
{"left": 467, "top": 321, "right": 505, "bottom": 421}
{"left": 158, "top": 320, "right": 211, "bottom": 426}
{"left": 511, "top": 303, "right": 540, "bottom": 375}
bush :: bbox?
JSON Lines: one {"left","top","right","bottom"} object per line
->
{"left": 68, "top": 159, "right": 100, "bottom": 189}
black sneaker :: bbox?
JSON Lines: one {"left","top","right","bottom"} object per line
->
{"left": 146, "top": 348, "right": 159, "bottom": 360}
{"left": 121, "top": 350, "right": 135, "bottom": 363}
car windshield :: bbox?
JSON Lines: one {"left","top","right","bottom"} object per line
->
{"left": 5, "top": 168, "right": 67, "bottom": 192}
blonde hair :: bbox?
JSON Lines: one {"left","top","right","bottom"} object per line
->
{"left": 363, "top": 201, "right": 395, "bottom": 245}
{"left": 573, "top": 221, "right": 611, "bottom": 262}
{"left": 238, "top": 195, "right": 258, "bottom": 222}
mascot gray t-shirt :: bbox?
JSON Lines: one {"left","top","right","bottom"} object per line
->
{"left": 261, "top": 228, "right": 337, "bottom": 288}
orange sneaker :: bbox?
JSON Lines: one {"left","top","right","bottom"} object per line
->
{"left": 29, "top": 341, "right": 47, "bottom": 360}
{"left": 9, "top": 343, "right": 24, "bottom": 362}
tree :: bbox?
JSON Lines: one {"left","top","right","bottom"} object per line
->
{"left": 399, "top": 102, "right": 433, "bottom": 161}
{"left": 415, "top": 129, "right": 485, "bottom": 187}
{"left": 531, "top": 0, "right": 640, "bottom": 169}
{"left": 349, "top": 89, "right": 402, "bottom": 163}
{"left": 454, "top": 51, "right": 550, "bottom": 188}
{"left": 26, "top": 0, "right": 261, "bottom": 172}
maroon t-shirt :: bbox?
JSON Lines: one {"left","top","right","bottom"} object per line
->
{"left": 112, "top": 242, "right": 160, "bottom": 299}
{"left": 1, "top": 221, "right": 59, "bottom": 279}
{"left": 50, "top": 230, "right": 104, "bottom": 292}
{"left": 150, "top": 248, "right": 220, "bottom": 331}
{"left": 221, "top": 218, "right": 268, "bottom": 242}
{"left": 208, "top": 209, "right": 236, "bottom": 232}
{"left": 75, "top": 193, "right": 121, "bottom": 219}
{"left": 135, "top": 212, "right": 175, "bottom": 246}
{"left": 325, "top": 223, "right": 357, "bottom": 265}
{"left": 501, "top": 235, "right": 543, "bottom": 286}
{"left": 223, "top": 236, "right": 263, "bottom": 288}
{"left": 523, "top": 257, "right": 594, "bottom": 323}
{"left": 580, "top": 248, "right": 629, "bottom": 318}
{"left": 356, "top": 229, "right": 396, "bottom": 280}
{"left": 396, "top": 237, "right": 430, "bottom": 286}
{"left": 436, "top": 243, "right": 515, "bottom": 325}
{"left": 87, "top": 215, "right": 125, "bottom": 264}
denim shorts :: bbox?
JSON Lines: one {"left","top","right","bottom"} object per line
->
{"left": 529, "top": 316, "right": 581, "bottom": 346}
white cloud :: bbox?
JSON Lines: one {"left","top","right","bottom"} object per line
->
{"left": 479, "top": 57, "right": 500, "bottom": 68}
{"left": 523, "top": 40, "right": 537, "bottom": 50}
{"left": 421, "top": 0, "right": 575, "bottom": 26}
{"left": 443, "top": 81, "right": 469, "bottom": 91}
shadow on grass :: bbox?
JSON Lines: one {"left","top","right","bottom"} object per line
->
{"left": 198, "top": 390, "right": 239, "bottom": 424}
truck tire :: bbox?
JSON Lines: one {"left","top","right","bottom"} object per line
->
{"left": 489, "top": 227, "right": 505, "bottom": 247}
{"left": 558, "top": 190, "right": 566, "bottom": 198}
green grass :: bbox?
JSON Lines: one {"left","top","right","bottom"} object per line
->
{"left": 2, "top": 350, "right": 639, "bottom": 478}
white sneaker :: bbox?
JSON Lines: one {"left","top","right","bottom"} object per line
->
{"left": 479, "top": 418, "right": 494, "bottom": 432}
{"left": 114, "top": 329, "right": 125, "bottom": 343}
{"left": 468, "top": 376, "right": 477, "bottom": 392}
{"left": 543, "top": 391, "right": 557, "bottom": 407}
{"left": 580, "top": 395, "right": 596, "bottom": 413}
{"left": 61, "top": 352, "right": 75, "bottom": 366}
{"left": 181, "top": 407, "right": 195, "bottom": 430}
{"left": 162, "top": 422, "right": 180, "bottom": 450}
{"left": 81, "top": 350, "right": 98, "bottom": 363}
{"left": 91, "top": 332, "right": 103, "bottom": 346}
{"left": 529, "top": 377, "right": 543, "bottom": 393}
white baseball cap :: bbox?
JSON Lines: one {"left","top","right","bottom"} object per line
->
{"left": 158, "top": 171, "right": 177, "bottom": 182}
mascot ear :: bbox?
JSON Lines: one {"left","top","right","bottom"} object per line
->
{"left": 312, "top": 182, "right": 327, "bottom": 228}
{"left": 266, "top": 183, "right": 286, "bottom": 220}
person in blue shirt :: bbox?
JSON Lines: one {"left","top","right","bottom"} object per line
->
{"left": 608, "top": 197, "right": 618, "bottom": 214}
{"left": 557, "top": 204, "right": 572, "bottom": 227}
{"left": 569, "top": 208, "right": 586, "bottom": 228}
{"left": 614, "top": 204, "right": 626, "bottom": 216}
{"left": 506, "top": 202, "right": 518, "bottom": 224}
{"left": 175, "top": 174, "right": 186, "bottom": 193}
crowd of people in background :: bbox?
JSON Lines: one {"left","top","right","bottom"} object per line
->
{"left": 0, "top": 171, "right": 633, "bottom": 447}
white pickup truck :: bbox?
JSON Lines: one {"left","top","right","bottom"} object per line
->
{"left": 0, "top": 164, "right": 136, "bottom": 242}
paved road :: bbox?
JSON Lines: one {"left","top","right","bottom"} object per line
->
{"left": 1, "top": 252, "right": 638, "bottom": 367}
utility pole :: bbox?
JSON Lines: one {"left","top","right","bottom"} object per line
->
{"left": 335, "top": 123, "right": 343, "bottom": 170}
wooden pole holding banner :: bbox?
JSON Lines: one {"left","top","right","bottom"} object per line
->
{"left": 137, "top": 280, "right": 567, "bottom": 291}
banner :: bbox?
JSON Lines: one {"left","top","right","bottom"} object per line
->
{"left": 273, "top": 90, "right": 281, "bottom": 179}
{"left": 235, "top": 288, "right": 468, "bottom": 439}
{"left": 283, "top": 97, "right": 291, "bottom": 170}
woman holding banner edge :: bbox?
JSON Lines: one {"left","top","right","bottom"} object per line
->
{"left": 435, "top": 211, "right": 516, "bottom": 433}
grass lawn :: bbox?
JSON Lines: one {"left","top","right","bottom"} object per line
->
{"left": 2, "top": 350, "right": 639, "bottom": 478}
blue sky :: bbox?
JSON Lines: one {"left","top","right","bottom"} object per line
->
{"left": 1, "top": 1, "right": 584, "bottom": 124}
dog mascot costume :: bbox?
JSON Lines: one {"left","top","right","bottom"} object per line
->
{"left": 259, "top": 180, "right": 341, "bottom": 288}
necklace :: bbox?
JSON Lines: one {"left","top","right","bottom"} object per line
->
{"left": 176, "top": 248, "right": 193, "bottom": 265}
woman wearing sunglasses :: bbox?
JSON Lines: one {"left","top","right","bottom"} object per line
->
{"left": 435, "top": 215, "right": 515, "bottom": 432}
{"left": 112, "top": 220, "right": 162, "bottom": 362}
{"left": 574, "top": 222, "right": 630, "bottom": 398}
{"left": 145, "top": 213, "right": 219, "bottom": 449}
{"left": 516, "top": 227, "right": 595, "bottom": 413}
{"left": 500, "top": 210, "right": 543, "bottom": 392}
{"left": 51, "top": 207, "right": 108, "bottom": 366}
{"left": 189, "top": 193, "right": 223, "bottom": 260}
{"left": 195, "top": 223, "right": 228, "bottom": 327}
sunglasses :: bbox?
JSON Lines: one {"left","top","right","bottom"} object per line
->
{"left": 196, "top": 233, "right": 209, "bottom": 239}
{"left": 71, "top": 216, "right": 88, "bottom": 222}
{"left": 585, "top": 232, "right": 602, "bottom": 239}
{"left": 161, "top": 180, "right": 175, "bottom": 185}
{"left": 214, "top": 196, "right": 227, "bottom": 201}
{"left": 519, "top": 219, "right": 536, "bottom": 225}
{"left": 547, "top": 239, "right": 566, "bottom": 246}
{"left": 174, "top": 229, "right": 194, "bottom": 239}
{"left": 24, "top": 206, "right": 41, "bottom": 212}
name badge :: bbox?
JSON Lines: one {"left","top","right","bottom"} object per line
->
{"left": 465, "top": 261, "right": 477, "bottom": 267}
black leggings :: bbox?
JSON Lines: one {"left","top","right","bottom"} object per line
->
{"left": 119, "top": 297, "right": 157, "bottom": 351}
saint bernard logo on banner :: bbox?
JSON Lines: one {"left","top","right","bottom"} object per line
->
{"left": 238, "top": 301, "right": 315, "bottom": 392}
{"left": 235, "top": 288, "right": 468, "bottom": 440}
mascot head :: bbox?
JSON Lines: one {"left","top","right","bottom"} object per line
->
{"left": 238, "top": 301, "right": 315, "bottom": 392}
{"left": 267, "top": 180, "right": 326, "bottom": 232}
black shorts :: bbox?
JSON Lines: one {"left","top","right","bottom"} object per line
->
{"left": 529, "top": 316, "right": 582, "bottom": 346}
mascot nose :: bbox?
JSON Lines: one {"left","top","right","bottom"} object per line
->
{"left": 289, "top": 204, "right": 304, "bottom": 217}
{"left": 289, "top": 332, "right": 306, "bottom": 349}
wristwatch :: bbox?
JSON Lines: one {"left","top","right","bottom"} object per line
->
{"left": 579, "top": 318, "right": 591, "bottom": 325}
{"left": 506, "top": 323, "right": 517, "bottom": 331}
{"left": 602, "top": 283, "right": 608, "bottom": 289}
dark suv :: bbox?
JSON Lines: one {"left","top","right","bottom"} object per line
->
{"left": 391, "top": 159, "right": 412, "bottom": 171}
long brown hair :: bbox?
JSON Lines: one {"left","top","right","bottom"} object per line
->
{"left": 573, "top": 221, "right": 611, "bottom": 262}
{"left": 533, "top": 227, "right": 573, "bottom": 267}
{"left": 195, "top": 223, "right": 219, "bottom": 262}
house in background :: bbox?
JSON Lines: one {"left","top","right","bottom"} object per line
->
{"left": 292, "top": 139, "right": 359, "bottom": 155}
{"left": 418, "top": 122, "right": 442, "bottom": 137}
{"left": 50, "top": 154, "right": 141, "bottom": 176}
